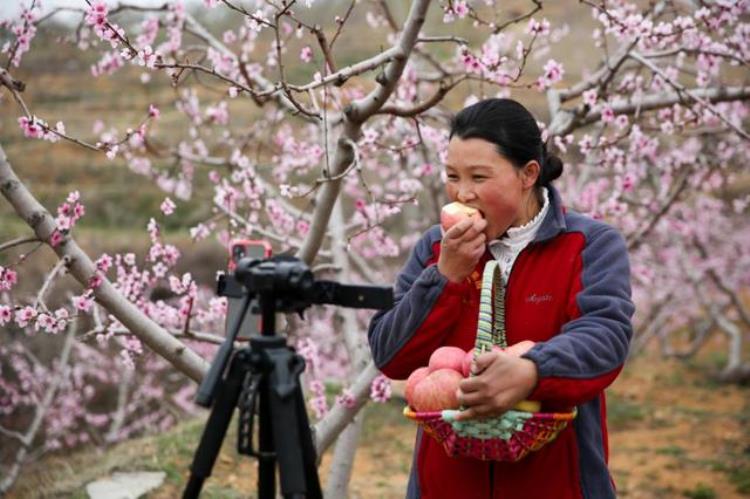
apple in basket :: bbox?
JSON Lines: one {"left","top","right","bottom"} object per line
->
{"left": 461, "top": 350, "right": 474, "bottom": 377}
{"left": 428, "top": 346, "right": 466, "bottom": 373}
{"left": 405, "top": 367, "right": 430, "bottom": 405}
{"left": 410, "top": 368, "right": 463, "bottom": 412}
{"left": 440, "top": 202, "right": 481, "bottom": 232}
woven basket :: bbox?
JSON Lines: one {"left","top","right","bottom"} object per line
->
{"left": 404, "top": 260, "right": 576, "bottom": 462}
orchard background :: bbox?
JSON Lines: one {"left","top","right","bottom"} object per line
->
{"left": 0, "top": 0, "right": 748, "bottom": 497}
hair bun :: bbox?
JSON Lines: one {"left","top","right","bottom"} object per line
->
{"left": 542, "top": 154, "right": 564, "bottom": 185}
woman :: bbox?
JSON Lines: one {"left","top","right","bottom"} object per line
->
{"left": 368, "top": 98, "right": 634, "bottom": 498}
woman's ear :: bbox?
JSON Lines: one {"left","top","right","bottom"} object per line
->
{"left": 521, "top": 161, "right": 541, "bottom": 189}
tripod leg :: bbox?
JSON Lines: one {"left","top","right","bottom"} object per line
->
{"left": 294, "top": 383, "right": 323, "bottom": 499}
{"left": 257, "top": 376, "right": 276, "bottom": 499}
{"left": 265, "top": 350, "right": 322, "bottom": 499}
{"left": 183, "top": 352, "right": 248, "bottom": 499}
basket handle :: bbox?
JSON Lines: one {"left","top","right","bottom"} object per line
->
{"left": 474, "top": 260, "right": 507, "bottom": 357}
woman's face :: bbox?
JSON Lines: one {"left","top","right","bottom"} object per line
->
{"left": 444, "top": 137, "right": 538, "bottom": 240}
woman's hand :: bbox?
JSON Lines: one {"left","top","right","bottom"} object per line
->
{"left": 437, "top": 217, "right": 487, "bottom": 283}
{"left": 453, "top": 350, "right": 538, "bottom": 421}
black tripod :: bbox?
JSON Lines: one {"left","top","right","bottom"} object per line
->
{"left": 183, "top": 256, "right": 392, "bottom": 498}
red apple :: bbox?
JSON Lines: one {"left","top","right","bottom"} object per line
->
{"left": 461, "top": 350, "right": 474, "bottom": 377}
{"left": 440, "top": 202, "right": 480, "bottom": 232}
{"left": 405, "top": 367, "right": 430, "bottom": 407}
{"left": 411, "top": 369, "right": 463, "bottom": 412}
{"left": 428, "top": 346, "right": 466, "bottom": 373}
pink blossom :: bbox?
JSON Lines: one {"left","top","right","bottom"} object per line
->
{"left": 0, "top": 266, "right": 18, "bottom": 291}
{"left": 537, "top": 59, "right": 564, "bottom": 89}
{"left": 18, "top": 116, "right": 44, "bottom": 139}
{"left": 160, "top": 197, "right": 176, "bottom": 216}
{"left": 205, "top": 101, "right": 229, "bottom": 125}
{"left": 300, "top": 46, "right": 313, "bottom": 63}
{"left": 527, "top": 18, "right": 551, "bottom": 36}
{"left": 148, "top": 104, "right": 160, "bottom": 119}
{"left": 124, "top": 253, "right": 137, "bottom": 266}
{"left": 0, "top": 305, "right": 12, "bottom": 326}
{"left": 296, "top": 220, "right": 310, "bottom": 237}
{"left": 35, "top": 312, "right": 55, "bottom": 333}
{"left": 370, "top": 375, "right": 391, "bottom": 403}
{"left": 72, "top": 294, "right": 95, "bottom": 313}
{"left": 147, "top": 218, "right": 160, "bottom": 242}
{"left": 49, "top": 230, "right": 64, "bottom": 247}
{"left": 15, "top": 306, "right": 37, "bottom": 328}
{"left": 137, "top": 45, "right": 158, "bottom": 68}
{"left": 310, "top": 395, "right": 328, "bottom": 419}
{"left": 335, "top": 388, "right": 356, "bottom": 408}
{"left": 600, "top": 105, "right": 615, "bottom": 124}
{"left": 189, "top": 223, "right": 211, "bottom": 241}
{"left": 105, "top": 145, "right": 118, "bottom": 160}
{"left": 96, "top": 254, "right": 113, "bottom": 273}
{"left": 583, "top": 89, "right": 598, "bottom": 107}
{"left": 453, "top": 1, "right": 469, "bottom": 18}
{"left": 88, "top": 273, "right": 104, "bottom": 289}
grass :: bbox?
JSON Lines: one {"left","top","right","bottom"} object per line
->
{"left": 606, "top": 392, "right": 647, "bottom": 431}
{"left": 682, "top": 483, "right": 718, "bottom": 499}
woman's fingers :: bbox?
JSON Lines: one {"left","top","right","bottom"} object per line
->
{"left": 444, "top": 217, "right": 475, "bottom": 240}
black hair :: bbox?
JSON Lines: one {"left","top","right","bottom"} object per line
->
{"left": 449, "top": 98, "right": 563, "bottom": 190}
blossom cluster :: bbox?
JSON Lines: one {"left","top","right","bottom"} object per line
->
{"left": 0, "top": 266, "right": 18, "bottom": 292}
{"left": 55, "top": 191, "right": 86, "bottom": 232}
{"left": 17, "top": 116, "right": 64, "bottom": 142}
{"left": 84, "top": 1, "right": 125, "bottom": 48}
{"left": 0, "top": 4, "right": 38, "bottom": 67}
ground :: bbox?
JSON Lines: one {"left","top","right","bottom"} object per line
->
{"left": 8, "top": 333, "right": 749, "bottom": 499}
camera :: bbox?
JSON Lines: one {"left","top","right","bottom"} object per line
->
{"left": 225, "top": 239, "right": 272, "bottom": 340}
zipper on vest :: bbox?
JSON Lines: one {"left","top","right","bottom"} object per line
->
{"left": 504, "top": 243, "right": 533, "bottom": 327}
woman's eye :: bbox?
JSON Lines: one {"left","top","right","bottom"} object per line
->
{"left": 472, "top": 176, "right": 487, "bottom": 181}
{"left": 446, "top": 175, "right": 459, "bottom": 181}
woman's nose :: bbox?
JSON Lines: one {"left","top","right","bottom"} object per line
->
{"left": 456, "top": 183, "right": 476, "bottom": 203}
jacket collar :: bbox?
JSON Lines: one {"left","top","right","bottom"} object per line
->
{"left": 533, "top": 184, "right": 567, "bottom": 243}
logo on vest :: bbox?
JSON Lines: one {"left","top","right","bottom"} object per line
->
{"left": 526, "top": 293, "right": 553, "bottom": 304}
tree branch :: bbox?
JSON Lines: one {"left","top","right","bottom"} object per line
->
{"left": 297, "top": 0, "right": 432, "bottom": 265}
{"left": 0, "top": 236, "right": 40, "bottom": 253}
{"left": 313, "top": 362, "right": 379, "bottom": 455}
{"left": 626, "top": 166, "right": 691, "bottom": 251}
{"left": 0, "top": 143, "right": 208, "bottom": 382}
{"left": 629, "top": 51, "right": 750, "bottom": 141}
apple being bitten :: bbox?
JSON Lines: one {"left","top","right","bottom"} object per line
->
{"left": 440, "top": 202, "right": 480, "bottom": 232}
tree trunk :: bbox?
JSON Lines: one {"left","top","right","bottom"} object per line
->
{"left": 324, "top": 197, "right": 372, "bottom": 497}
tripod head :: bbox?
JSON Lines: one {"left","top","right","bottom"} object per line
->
{"left": 220, "top": 254, "right": 393, "bottom": 316}
{"left": 197, "top": 254, "right": 393, "bottom": 407}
